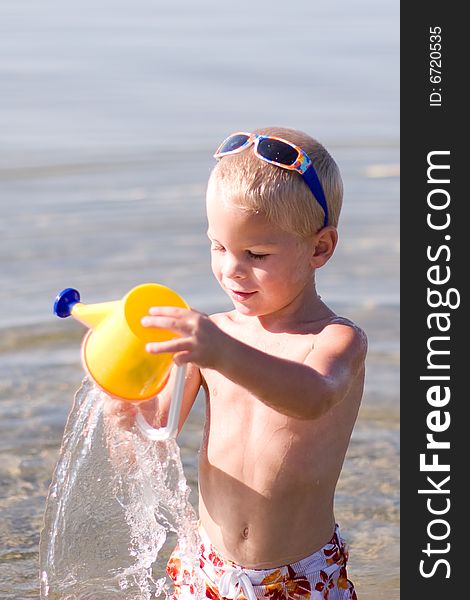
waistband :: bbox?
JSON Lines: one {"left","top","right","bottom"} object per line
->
{"left": 198, "top": 523, "right": 349, "bottom": 599}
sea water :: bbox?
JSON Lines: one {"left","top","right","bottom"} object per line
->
{"left": 0, "top": 146, "right": 399, "bottom": 600}
{"left": 0, "top": 1, "right": 399, "bottom": 597}
{"left": 39, "top": 379, "right": 203, "bottom": 599}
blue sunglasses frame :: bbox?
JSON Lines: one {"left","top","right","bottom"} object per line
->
{"left": 214, "top": 132, "right": 329, "bottom": 227}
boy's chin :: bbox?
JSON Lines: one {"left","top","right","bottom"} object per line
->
{"left": 231, "top": 299, "right": 272, "bottom": 318}
{"left": 231, "top": 300, "right": 261, "bottom": 317}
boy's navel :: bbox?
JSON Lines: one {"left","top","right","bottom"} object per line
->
{"left": 242, "top": 526, "right": 249, "bottom": 539}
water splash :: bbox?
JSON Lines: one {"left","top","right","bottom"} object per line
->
{"left": 39, "top": 378, "right": 203, "bottom": 599}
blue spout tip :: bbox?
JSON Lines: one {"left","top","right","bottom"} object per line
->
{"left": 54, "top": 288, "right": 81, "bottom": 318}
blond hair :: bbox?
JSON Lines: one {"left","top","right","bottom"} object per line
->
{"left": 208, "top": 126, "right": 343, "bottom": 237}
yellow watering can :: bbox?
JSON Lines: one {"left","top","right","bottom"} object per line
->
{"left": 53, "top": 283, "right": 189, "bottom": 440}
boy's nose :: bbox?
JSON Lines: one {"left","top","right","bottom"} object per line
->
{"left": 221, "top": 254, "right": 245, "bottom": 279}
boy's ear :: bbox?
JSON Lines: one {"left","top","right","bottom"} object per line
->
{"left": 310, "top": 226, "right": 338, "bottom": 268}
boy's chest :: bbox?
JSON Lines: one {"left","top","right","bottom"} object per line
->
{"left": 201, "top": 319, "right": 325, "bottom": 435}
{"left": 200, "top": 364, "right": 339, "bottom": 486}
{"left": 222, "top": 322, "right": 316, "bottom": 362}
{"left": 201, "top": 325, "right": 317, "bottom": 420}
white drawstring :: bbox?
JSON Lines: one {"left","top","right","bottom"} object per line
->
{"left": 218, "top": 567, "right": 257, "bottom": 600}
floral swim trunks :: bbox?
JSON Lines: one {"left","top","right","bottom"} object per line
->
{"left": 166, "top": 524, "right": 357, "bottom": 600}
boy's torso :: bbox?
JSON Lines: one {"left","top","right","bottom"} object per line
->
{"left": 197, "top": 311, "right": 365, "bottom": 569}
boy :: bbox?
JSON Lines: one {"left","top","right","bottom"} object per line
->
{"left": 114, "top": 127, "right": 366, "bottom": 600}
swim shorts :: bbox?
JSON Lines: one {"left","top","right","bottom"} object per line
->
{"left": 166, "top": 524, "right": 357, "bottom": 600}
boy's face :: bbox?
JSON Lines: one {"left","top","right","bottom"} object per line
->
{"left": 206, "top": 187, "right": 316, "bottom": 319}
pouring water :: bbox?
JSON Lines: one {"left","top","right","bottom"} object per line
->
{"left": 39, "top": 285, "right": 205, "bottom": 599}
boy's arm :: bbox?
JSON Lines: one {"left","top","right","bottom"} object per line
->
{"left": 103, "top": 362, "right": 201, "bottom": 433}
{"left": 215, "top": 323, "right": 366, "bottom": 419}
{"left": 156, "top": 362, "right": 202, "bottom": 432}
{"left": 143, "top": 308, "right": 367, "bottom": 420}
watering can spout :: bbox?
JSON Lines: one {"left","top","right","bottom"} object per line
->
{"left": 71, "top": 301, "right": 118, "bottom": 330}
{"left": 53, "top": 288, "right": 117, "bottom": 330}
{"left": 53, "top": 288, "right": 81, "bottom": 318}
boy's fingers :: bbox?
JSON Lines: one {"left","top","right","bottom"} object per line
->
{"left": 146, "top": 337, "right": 191, "bottom": 354}
{"left": 173, "top": 351, "right": 191, "bottom": 365}
{"left": 141, "top": 315, "right": 179, "bottom": 330}
{"left": 148, "top": 306, "right": 195, "bottom": 317}
{"left": 141, "top": 315, "right": 196, "bottom": 336}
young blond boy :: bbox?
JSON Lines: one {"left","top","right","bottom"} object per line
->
{"left": 112, "top": 127, "right": 367, "bottom": 600}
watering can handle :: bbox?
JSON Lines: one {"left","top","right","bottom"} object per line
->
{"left": 135, "top": 364, "right": 187, "bottom": 440}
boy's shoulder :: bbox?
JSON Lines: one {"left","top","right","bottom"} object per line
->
{"left": 313, "top": 315, "right": 368, "bottom": 365}
{"left": 321, "top": 315, "right": 367, "bottom": 339}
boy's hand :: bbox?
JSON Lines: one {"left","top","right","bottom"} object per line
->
{"left": 103, "top": 396, "right": 157, "bottom": 431}
{"left": 103, "top": 398, "right": 139, "bottom": 431}
{"left": 141, "top": 307, "right": 225, "bottom": 369}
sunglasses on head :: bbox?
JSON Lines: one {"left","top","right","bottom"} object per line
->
{"left": 214, "top": 132, "right": 329, "bottom": 227}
